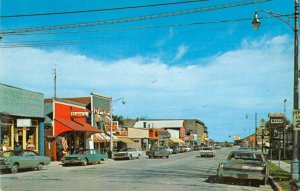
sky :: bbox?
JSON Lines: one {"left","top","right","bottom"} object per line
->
{"left": 0, "top": 0, "right": 296, "bottom": 141}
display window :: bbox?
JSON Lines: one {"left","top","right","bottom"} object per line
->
{"left": 1, "top": 117, "right": 13, "bottom": 151}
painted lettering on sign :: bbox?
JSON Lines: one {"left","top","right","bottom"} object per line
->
{"left": 71, "top": 112, "right": 89, "bottom": 118}
{"left": 293, "top": 109, "right": 300, "bottom": 130}
{"left": 93, "top": 107, "right": 110, "bottom": 115}
{"left": 270, "top": 118, "right": 284, "bottom": 124}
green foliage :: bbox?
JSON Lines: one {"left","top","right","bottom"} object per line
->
{"left": 269, "top": 162, "right": 290, "bottom": 191}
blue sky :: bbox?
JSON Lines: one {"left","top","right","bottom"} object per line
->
{"left": 0, "top": 0, "right": 296, "bottom": 141}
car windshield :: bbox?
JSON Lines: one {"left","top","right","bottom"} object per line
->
{"left": 202, "top": 147, "right": 213, "bottom": 150}
{"left": 229, "top": 152, "right": 263, "bottom": 162}
{"left": 120, "top": 148, "right": 132, "bottom": 152}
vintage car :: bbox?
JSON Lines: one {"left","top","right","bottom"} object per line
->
{"left": 61, "top": 149, "right": 108, "bottom": 166}
{"left": 199, "top": 146, "right": 215, "bottom": 157}
{"left": 217, "top": 149, "right": 269, "bottom": 187}
{"left": 0, "top": 150, "right": 51, "bottom": 174}
{"left": 113, "top": 148, "right": 142, "bottom": 160}
{"left": 146, "top": 146, "right": 170, "bottom": 158}
{"left": 170, "top": 146, "right": 180, "bottom": 154}
{"left": 165, "top": 147, "right": 173, "bottom": 154}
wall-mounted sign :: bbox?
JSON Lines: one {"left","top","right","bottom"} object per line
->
{"left": 159, "top": 130, "right": 171, "bottom": 138}
{"left": 93, "top": 107, "right": 110, "bottom": 115}
{"left": 270, "top": 118, "right": 284, "bottom": 124}
{"left": 71, "top": 112, "right": 89, "bottom": 118}
{"left": 293, "top": 109, "right": 300, "bottom": 130}
{"left": 17, "top": 119, "right": 32, "bottom": 127}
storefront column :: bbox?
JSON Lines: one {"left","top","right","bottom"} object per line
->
{"left": 39, "top": 122, "right": 44, "bottom": 156}
{"left": 35, "top": 124, "right": 39, "bottom": 153}
{"left": 10, "top": 124, "right": 14, "bottom": 150}
{"left": 0, "top": 119, "right": 2, "bottom": 146}
{"left": 22, "top": 127, "right": 26, "bottom": 150}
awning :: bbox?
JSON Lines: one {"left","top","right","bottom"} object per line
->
{"left": 107, "top": 132, "right": 119, "bottom": 141}
{"left": 118, "top": 137, "right": 135, "bottom": 144}
{"left": 93, "top": 133, "right": 110, "bottom": 142}
{"left": 168, "top": 138, "right": 185, "bottom": 144}
{"left": 55, "top": 119, "right": 101, "bottom": 136}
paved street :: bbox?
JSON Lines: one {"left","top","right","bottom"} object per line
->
{"left": 0, "top": 147, "right": 272, "bottom": 191}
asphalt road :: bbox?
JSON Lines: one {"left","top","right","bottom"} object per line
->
{"left": 0, "top": 146, "right": 273, "bottom": 191}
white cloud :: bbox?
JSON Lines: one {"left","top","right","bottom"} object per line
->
{"left": 174, "top": 44, "right": 188, "bottom": 61}
{"left": 0, "top": 34, "right": 293, "bottom": 140}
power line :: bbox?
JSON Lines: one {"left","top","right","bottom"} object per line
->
{"left": 4, "top": 14, "right": 291, "bottom": 37}
{"left": 0, "top": 0, "right": 271, "bottom": 35}
{"left": 0, "top": 16, "right": 285, "bottom": 48}
{"left": 0, "top": 0, "right": 208, "bottom": 18}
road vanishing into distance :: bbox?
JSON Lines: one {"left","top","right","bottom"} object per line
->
{"left": 0, "top": 146, "right": 272, "bottom": 191}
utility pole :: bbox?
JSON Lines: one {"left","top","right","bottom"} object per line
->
{"left": 52, "top": 68, "right": 57, "bottom": 98}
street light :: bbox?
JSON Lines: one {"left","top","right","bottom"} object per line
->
{"left": 108, "top": 97, "right": 125, "bottom": 159}
{"left": 252, "top": 0, "right": 299, "bottom": 180}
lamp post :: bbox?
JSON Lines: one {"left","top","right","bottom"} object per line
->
{"left": 252, "top": 0, "right": 299, "bottom": 180}
{"left": 108, "top": 97, "right": 125, "bottom": 159}
{"left": 284, "top": 99, "right": 287, "bottom": 159}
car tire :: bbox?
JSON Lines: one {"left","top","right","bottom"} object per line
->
{"left": 11, "top": 163, "right": 19, "bottom": 174}
{"left": 148, "top": 156, "right": 152, "bottom": 158}
{"left": 260, "top": 178, "right": 268, "bottom": 185}
{"left": 166, "top": 155, "right": 169, "bottom": 158}
{"left": 250, "top": 180, "right": 260, "bottom": 187}
{"left": 82, "top": 159, "right": 88, "bottom": 166}
{"left": 37, "top": 163, "right": 44, "bottom": 171}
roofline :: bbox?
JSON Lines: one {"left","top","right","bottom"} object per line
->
{"left": 0, "top": 83, "right": 43, "bottom": 96}
{"left": 90, "top": 93, "right": 111, "bottom": 100}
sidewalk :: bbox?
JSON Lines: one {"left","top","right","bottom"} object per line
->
{"left": 270, "top": 160, "right": 291, "bottom": 173}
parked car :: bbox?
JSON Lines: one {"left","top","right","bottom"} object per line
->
{"left": 113, "top": 148, "right": 142, "bottom": 160}
{"left": 217, "top": 149, "right": 269, "bottom": 187}
{"left": 170, "top": 146, "right": 180, "bottom": 154}
{"left": 146, "top": 147, "right": 170, "bottom": 158}
{"left": 214, "top": 144, "right": 222, "bottom": 149}
{"left": 61, "top": 149, "right": 108, "bottom": 166}
{"left": 199, "top": 146, "right": 215, "bottom": 157}
{"left": 193, "top": 145, "right": 202, "bottom": 151}
{"left": 0, "top": 150, "right": 51, "bottom": 174}
{"left": 164, "top": 147, "right": 173, "bottom": 154}
{"left": 179, "top": 146, "right": 192, "bottom": 153}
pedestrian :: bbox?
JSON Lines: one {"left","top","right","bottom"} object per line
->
{"left": 15, "top": 142, "right": 22, "bottom": 151}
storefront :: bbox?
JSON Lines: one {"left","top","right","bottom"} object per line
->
{"left": 0, "top": 83, "right": 45, "bottom": 155}
{"left": 44, "top": 98, "right": 101, "bottom": 161}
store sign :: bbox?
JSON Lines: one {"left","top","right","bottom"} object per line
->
{"left": 93, "top": 107, "right": 110, "bottom": 115}
{"left": 71, "top": 112, "right": 89, "bottom": 118}
{"left": 293, "top": 109, "right": 300, "bottom": 130}
{"left": 105, "top": 121, "right": 118, "bottom": 132}
{"left": 159, "top": 130, "right": 171, "bottom": 138}
{"left": 270, "top": 118, "right": 284, "bottom": 124}
{"left": 17, "top": 119, "right": 32, "bottom": 127}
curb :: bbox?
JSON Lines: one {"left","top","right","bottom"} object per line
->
{"left": 269, "top": 176, "right": 282, "bottom": 191}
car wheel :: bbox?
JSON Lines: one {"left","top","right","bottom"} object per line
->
{"left": 148, "top": 156, "right": 152, "bottom": 158}
{"left": 37, "top": 163, "right": 44, "bottom": 171}
{"left": 82, "top": 159, "right": 88, "bottom": 166}
{"left": 260, "top": 178, "right": 268, "bottom": 185}
{"left": 11, "top": 163, "right": 19, "bottom": 174}
{"left": 166, "top": 155, "right": 169, "bottom": 158}
{"left": 250, "top": 180, "right": 260, "bottom": 187}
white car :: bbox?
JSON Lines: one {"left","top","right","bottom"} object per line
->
{"left": 165, "top": 147, "right": 173, "bottom": 154}
{"left": 199, "top": 146, "right": 215, "bottom": 157}
{"left": 113, "top": 148, "right": 142, "bottom": 160}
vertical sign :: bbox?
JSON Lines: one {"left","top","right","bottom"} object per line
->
{"left": 293, "top": 109, "right": 300, "bottom": 130}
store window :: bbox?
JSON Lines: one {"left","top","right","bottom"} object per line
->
{"left": 1, "top": 117, "right": 13, "bottom": 151}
